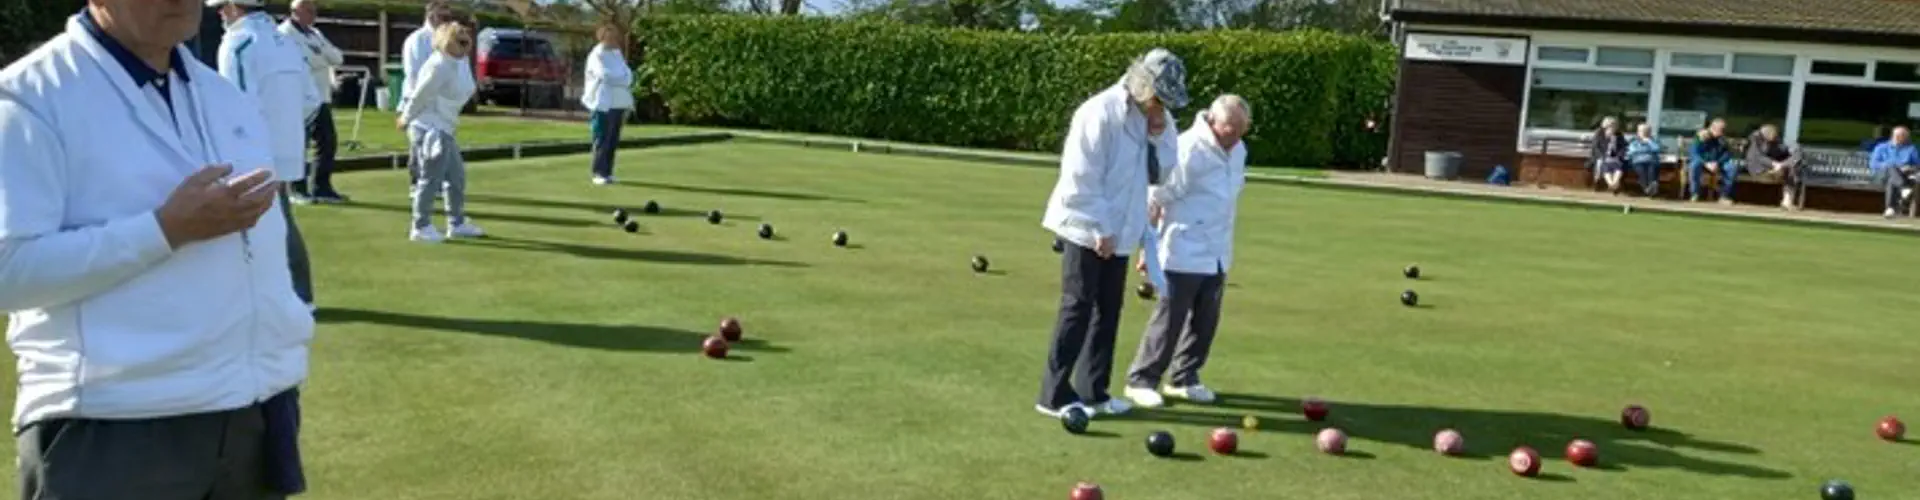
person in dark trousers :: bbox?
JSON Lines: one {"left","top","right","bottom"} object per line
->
{"left": 281, "top": 0, "right": 349, "bottom": 203}
{"left": 1687, "top": 119, "right": 1734, "bottom": 203}
{"left": 1743, "top": 123, "right": 1804, "bottom": 210}
{"left": 583, "top": 24, "right": 634, "bottom": 185}
{"left": 1035, "top": 48, "right": 1188, "bottom": 420}
{"left": 1869, "top": 126, "right": 1920, "bottom": 218}
{"left": 1123, "top": 95, "right": 1249, "bottom": 409}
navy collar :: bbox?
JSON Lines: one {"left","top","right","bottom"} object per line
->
{"left": 78, "top": 8, "right": 190, "bottom": 88}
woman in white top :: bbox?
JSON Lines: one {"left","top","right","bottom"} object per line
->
{"left": 398, "top": 22, "right": 484, "bottom": 243}
{"left": 582, "top": 24, "right": 635, "bottom": 185}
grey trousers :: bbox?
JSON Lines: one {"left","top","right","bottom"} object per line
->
{"left": 17, "top": 406, "right": 284, "bottom": 500}
{"left": 1127, "top": 269, "right": 1226, "bottom": 389}
{"left": 1882, "top": 168, "right": 1917, "bottom": 212}
{"left": 409, "top": 126, "right": 468, "bottom": 230}
{"left": 278, "top": 189, "right": 311, "bottom": 305}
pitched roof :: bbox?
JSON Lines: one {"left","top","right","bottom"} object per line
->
{"left": 1391, "top": 0, "right": 1920, "bottom": 38}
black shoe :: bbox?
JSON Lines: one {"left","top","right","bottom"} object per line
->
{"left": 311, "top": 191, "right": 350, "bottom": 204}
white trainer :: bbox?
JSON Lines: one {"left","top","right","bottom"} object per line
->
{"left": 1036, "top": 402, "right": 1090, "bottom": 419}
{"left": 1163, "top": 385, "right": 1217, "bottom": 404}
{"left": 447, "top": 222, "right": 486, "bottom": 239}
{"left": 409, "top": 227, "right": 444, "bottom": 243}
{"left": 1125, "top": 386, "right": 1166, "bottom": 409}
{"left": 592, "top": 176, "right": 615, "bottom": 185}
{"left": 1094, "top": 398, "right": 1132, "bottom": 416}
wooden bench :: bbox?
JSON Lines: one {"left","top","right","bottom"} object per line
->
{"left": 1533, "top": 136, "right": 1684, "bottom": 196}
{"left": 1678, "top": 137, "right": 1918, "bottom": 214}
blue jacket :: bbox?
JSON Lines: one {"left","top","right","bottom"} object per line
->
{"left": 1689, "top": 136, "right": 1731, "bottom": 165}
{"left": 1869, "top": 141, "right": 1920, "bottom": 173}
{"left": 1626, "top": 136, "right": 1661, "bottom": 164}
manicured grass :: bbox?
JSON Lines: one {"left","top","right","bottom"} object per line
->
{"left": 6, "top": 141, "right": 1917, "bottom": 499}
{"left": 327, "top": 108, "right": 703, "bottom": 154}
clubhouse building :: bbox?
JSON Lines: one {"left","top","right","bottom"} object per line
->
{"left": 1381, "top": 0, "right": 1920, "bottom": 207}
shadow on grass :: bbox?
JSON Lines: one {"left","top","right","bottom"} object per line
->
{"left": 316, "top": 308, "right": 790, "bottom": 354}
{"left": 618, "top": 180, "right": 863, "bottom": 204}
{"left": 1120, "top": 393, "right": 1790, "bottom": 480}
{"left": 458, "top": 236, "right": 807, "bottom": 267}
{"left": 323, "top": 201, "right": 599, "bottom": 228}
{"left": 465, "top": 194, "right": 762, "bottom": 221}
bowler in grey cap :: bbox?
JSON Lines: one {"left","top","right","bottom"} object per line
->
{"left": 1035, "top": 47, "right": 1190, "bottom": 419}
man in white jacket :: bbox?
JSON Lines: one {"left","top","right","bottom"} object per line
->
{"left": 1, "top": 3, "right": 313, "bottom": 498}
{"left": 582, "top": 24, "right": 635, "bottom": 185}
{"left": 1036, "top": 48, "right": 1188, "bottom": 419}
{"left": 281, "top": 0, "right": 350, "bottom": 203}
{"left": 214, "top": 0, "right": 320, "bottom": 310}
{"left": 1124, "top": 95, "right": 1250, "bottom": 409}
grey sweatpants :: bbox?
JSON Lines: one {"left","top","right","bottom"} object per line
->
{"left": 279, "top": 188, "right": 311, "bottom": 304}
{"left": 1127, "top": 269, "right": 1226, "bottom": 389}
{"left": 409, "top": 126, "right": 468, "bottom": 230}
{"left": 17, "top": 406, "right": 284, "bottom": 500}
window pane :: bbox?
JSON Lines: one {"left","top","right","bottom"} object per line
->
{"left": 1526, "top": 70, "right": 1649, "bottom": 131}
{"left": 1659, "top": 76, "right": 1789, "bottom": 139}
{"left": 1537, "top": 46, "right": 1590, "bottom": 63}
{"left": 1732, "top": 54, "right": 1793, "bottom": 76}
{"left": 1812, "top": 60, "right": 1868, "bottom": 77}
{"left": 1799, "top": 83, "right": 1920, "bottom": 149}
{"left": 1670, "top": 52, "right": 1726, "bottom": 70}
{"left": 1595, "top": 47, "right": 1654, "bottom": 68}
{"left": 1875, "top": 62, "right": 1920, "bottom": 84}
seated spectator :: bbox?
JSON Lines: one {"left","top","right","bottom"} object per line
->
{"left": 1625, "top": 123, "right": 1663, "bottom": 196}
{"left": 1869, "top": 126, "right": 1920, "bottom": 218}
{"left": 1686, "top": 119, "right": 1734, "bottom": 203}
{"left": 1743, "top": 124, "right": 1804, "bottom": 210}
{"left": 1589, "top": 116, "right": 1628, "bottom": 193}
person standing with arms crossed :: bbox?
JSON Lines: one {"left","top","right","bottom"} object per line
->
{"left": 1123, "top": 95, "right": 1250, "bottom": 408}
{"left": 0, "top": 2, "right": 315, "bottom": 498}
{"left": 1035, "top": 48, "right": 1188, "bottom": 419}
{"left": 583, "top": 23, "right": 635, "bottom": 186}
{"left": 281, "top": 0, "right": 351, "bottom": 203}
{"left": 213, "top": 0, "right": 320, "bottom": 310}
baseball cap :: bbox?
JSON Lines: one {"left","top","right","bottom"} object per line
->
{"left": 1136, "top": 48, "right": 1191, "bottom": 110}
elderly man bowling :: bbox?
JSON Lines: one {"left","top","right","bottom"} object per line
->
{"left": 1124, "top": 95, "right": 1251, "bottom": 408}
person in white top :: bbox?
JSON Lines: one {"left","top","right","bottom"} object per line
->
{"left": 1035, "top": 48, "right": 1188, "bottom": 420}
{"left": 399, "top": 22, "right": 484, "bottom": 243}
{"left": 0, "top": 3, "right": 313, "bottom": 498}
{"left": 280, "top": 0, "right": 351, "bottom": 203}
{"left": 213, "top": 0, "right": 319, "bottom": 310}
{"left": 582, "top": 24, "right": 635, "bottom": 185}
{"left": 399, "top": 1, "right": 454, "bottom": 185}
{"left": 1123, "top": 95, "right": 1251, "bottom": 409}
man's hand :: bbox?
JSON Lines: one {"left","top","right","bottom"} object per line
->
{"left": 1094, "top": 236, "right": 1115, "bottom": 259}
{"left": 155, "top": 165, "right": 278, "bottom": 250}
{"left": 1705, "top": 162, "right": 1720, "bottom": 173}
{"left": 1134, "top": 254, "right": 1147, "bottom": 274}
{"left": 1149, "top": 204, "right": 1164, "bottom": 226}
{"left": 395, "top": 117, "right": 407, "bottom": 131}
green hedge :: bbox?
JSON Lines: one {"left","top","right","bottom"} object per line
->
{"left": 634, "top": 15, "right": 1394, "bottom": 167}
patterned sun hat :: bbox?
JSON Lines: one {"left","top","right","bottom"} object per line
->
{"left": 1136, "top": 48, "right": 1191, "bottom": 109}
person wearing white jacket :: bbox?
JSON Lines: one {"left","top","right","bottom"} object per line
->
{"left": 1124, "top": 95, "right": 1250, "bottom": 409}
{"left": 1, "top": 5, "right": 312, "bottom": 498}
{"left": 281, "top": 0, "right": 350, "bottom": 203}
{"left": 400, "top": 22, "right": 485, "bottom": 243}
{"left": 400, "top": 1, "right": 454, "bottom": 185}
{"left": 213, "top": 0, "right": 320, "bottom": 309}
{"left": 1035, "top": 48, "right": 1188, "bottom": 419}
{"left": 583, "top": 24, "right": 636, "bottom": 185}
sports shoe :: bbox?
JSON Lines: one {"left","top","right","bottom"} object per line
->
{"left": 1162, "top": 384, "right": 1217, "bottom": 404}
{"left": 410, "top": 227, "right": 444, "bottom": 243}
{"left": 592, "top": 176, "right": 616, "bottom": 185}
{"left": 1036, "top": 402, "right": 1089, "bottom": 419}
{"left": 1887, "top": 208, "right": 1899, "bottom": 219}
{"left": 1091, "top": 398, "right": 1132, "bottom": 416}
{"left": 447, "top": 222, "right": 486, "bottom": 239}
{"left": 1125, "top": 386, "right": 1167, "bottom": 409}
